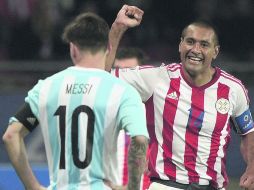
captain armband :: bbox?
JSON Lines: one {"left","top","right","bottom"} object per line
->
{"left": 12, "top": 103, "right": 39, "bottom": 132}
{"left": 232, "top": 109, "right": 254, "bottom": 135}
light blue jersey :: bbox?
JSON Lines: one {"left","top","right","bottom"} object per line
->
{"left": 23, "top": 66, "right": 148, "bottom": 190}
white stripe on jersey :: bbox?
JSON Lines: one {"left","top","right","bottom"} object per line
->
{"left": 38, "top": 79, "right": 55, "bottom": 188}
{"left": 57, "top": 76, "right": 75, "bottom": 190}
{"left": 79, "top": 76, "right": 101, "bottom": 190}
{"left": 153, "top": 82, "right": 170, "bottom": 180}
{"left": 103, "top": 84, "right": 125, "bottom": 185}
{"left": 195, "top": 87, "right": 216, "bottom": 184}
{"left": 173, "top": 81, "right": 190, "bottom": 183}
{"left": 117, "top": 130, "right": 126, "bottom": 184}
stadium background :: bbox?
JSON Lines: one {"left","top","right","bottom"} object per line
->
{"left": 0, "top": 0, "right": 254, "bottom": 189}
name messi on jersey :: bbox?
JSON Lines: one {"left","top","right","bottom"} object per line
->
{"left": 66, "top": 83, "right": 93, "bottom": 94}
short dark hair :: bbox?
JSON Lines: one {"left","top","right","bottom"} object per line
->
{"left": 62, "top": 12, "right": 109, "bottom": 53}
{"left": 116, "top": 47, "right": 149, "bottom": 65}
{"left": 181, "top": 21, "right": 220, "bottom": 46}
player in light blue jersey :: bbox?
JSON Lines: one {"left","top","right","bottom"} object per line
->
{"left": 2, "top": 7, "right": 148, "bottom": 190}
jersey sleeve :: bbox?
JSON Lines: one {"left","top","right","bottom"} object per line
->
{"left": 8, "top": 80, "right": 43, "bottom": 131}
{"left": 111, "top": 66, "right": 161, "bottom": 102}
{"left": 117, "top": 85, "right": 149, "bottom": 138}
{"left": 24, "top": 80, "right": 43, "bottom": 119}
{"left": 231, "top": 83, "right": 254, "bottom": 135}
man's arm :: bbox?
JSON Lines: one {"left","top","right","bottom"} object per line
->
{"left": 127, "top": 135, "right": 148, "bottom": 190}
{"left": 2, "top": 122, "right": 46, "bottom": 190}
{"left": 239, "top": 131, "right": 254, "bottom": 189}
{"left": 105, "top": 5, "right": 144, "bottom": 71}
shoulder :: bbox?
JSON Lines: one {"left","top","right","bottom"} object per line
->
{"left": 219, "top": 68, "right": 246, "bottom": 89}
{"left": 138, "top": 63, "right": 181, "bottom": 71}
{"left": 138, "top": 64, "right": 156, "bottom": 70}
{"left": 109, "top": 75, "right": 141, "bottom": 97}
{"left": 166, "top": 63, "right": 182, "bottom": 72}
{"left": 218, "top": 68, "right": 249, "bottom": 101}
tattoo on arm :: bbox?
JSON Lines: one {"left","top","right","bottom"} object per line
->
{"left": 127, "top": 136, "right": 148, "bottom": 190}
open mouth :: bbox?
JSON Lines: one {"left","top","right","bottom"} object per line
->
{"left": 187, "top": 56, "right": 203, "bottom": 64}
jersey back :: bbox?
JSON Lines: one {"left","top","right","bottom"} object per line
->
{"left": 25, "top": 67, "right": 148, "bottom": 190}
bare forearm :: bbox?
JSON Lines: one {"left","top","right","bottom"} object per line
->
{"left": 105, "top": 22, "right": 127, "bottom": 71}
{"left": 239, "top": 131, "right": 254, "bottom": 188}
{"left": 127, "top": 136, "right": 148, "bottom": 190}
{"left": 245, "top": 132, "right": 254, "bottom": 165}
{"left": 3, "top": 132, "right": 40, "bottom": 190}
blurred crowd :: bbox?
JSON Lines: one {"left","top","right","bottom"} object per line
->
{"left": 0, "top": 0, "right": 253, "bottom": 62}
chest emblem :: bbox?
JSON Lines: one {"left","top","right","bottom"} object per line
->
{"left": 215, "top": 98, "right": 230, "bottom": 114}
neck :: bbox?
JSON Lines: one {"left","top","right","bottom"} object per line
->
{"left": 183, "top": 67, "right": 216, "bottom": 87}
{"left": 73, "top": 51, "right": 106, "bottom": 70}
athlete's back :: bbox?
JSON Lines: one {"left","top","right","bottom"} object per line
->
{"left": 24, "top": 67, "right": 147, "bottom": 189}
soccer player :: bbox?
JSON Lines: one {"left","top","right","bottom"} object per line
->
{"left": 106, "top": 5, "right": 254, "bottom": 190}
{"left": 2, "top": 10, "right": 149, "bottom": 190}
{"left": 114, "top": 47, "right": 151, "bottom": 190}
{"left": 114, "top": 47, "right": 148, "bottom": 68}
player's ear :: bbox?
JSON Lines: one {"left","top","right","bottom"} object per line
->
{"left": 70, "top": 42, "right": 79, "bottom": 62}
{"left": 179, "top": 37, "right": 184, "bottom": 53}
{"left": 105, "top": 48, "right": 109, "bottom": 57}
{"left": 70, "top": 42, "right": 75, "bottom": 58}
{"left": 213, "top": 45, "right": 220, "bottom": 60}
{"left": 107, "top": 42, "right": 112, "bottom": 53}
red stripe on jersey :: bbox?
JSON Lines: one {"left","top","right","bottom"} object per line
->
{"left": 206, "top": 83, "right": 229, "bottom": 188}
{"left": 162, "top": 78, "right": 181, "bottom": 180}
{"left": 184, "top": 88, "right": 205, "bottom": 182}
{"left": 142, "top": 172, "right": 151, "bottom": 190}
{"left": 146, "top": 96, "right": 160, "bottom": 179}
{"left": 115, "top": 68, "right": 119, "bottom": 78}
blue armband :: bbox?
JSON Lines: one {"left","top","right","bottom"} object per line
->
{"left": 232, "top": 109, "right": 254, "bottom": 134}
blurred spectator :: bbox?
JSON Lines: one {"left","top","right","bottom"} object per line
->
{"left": 2, "top": 0, "right": 40, "bottom": 60}
{"left": 31, "top": 0, "right": 54, "bottom": 59}
{"left": 115, "top": 47, "right": 149, "bottom": 68}
{"left": 0, "top": 0, "right": 11, "bottom": 59}
{"left": 0, "top": 0, "right": 253, "bottom": 61}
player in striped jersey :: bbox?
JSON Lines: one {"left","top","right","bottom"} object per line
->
{"left": 106, "top": 5, "right": 254, "bottom": 190}
{"left": 2, "top": 9, "right": 149, "bottom": 190}
{"left": 114, "top": 47, "right": 151, "bottom": 190}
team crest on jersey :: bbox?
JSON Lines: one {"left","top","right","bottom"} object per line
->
{"left": 215, "top": 98, "right": 230, "bottom": 114}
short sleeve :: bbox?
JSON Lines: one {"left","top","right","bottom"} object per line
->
{"left": 24, "top": 80, "right": 43, "bottom": 119}
{"left": 117, "top": 85, "right": 149, "bottom": 138}
{"left": 111, "top": 66, "right": 161, "bottom": 102}
{"left": 231, "top": 83, "right": 254, "bottom": 135}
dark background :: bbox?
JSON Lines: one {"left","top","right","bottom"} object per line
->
{"left": 0, "top": 0, "right": 253, "bottom": 188}
{"left": 0, "top": 0, "right": 253, "bottom": 62}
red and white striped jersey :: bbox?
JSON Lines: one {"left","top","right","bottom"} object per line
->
{"left": 112, "top": 63, "right": 254, "bottom": 189}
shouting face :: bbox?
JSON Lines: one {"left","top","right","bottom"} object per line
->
{"left": 179, "top": 25, "right": 220, "bottom": 78}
